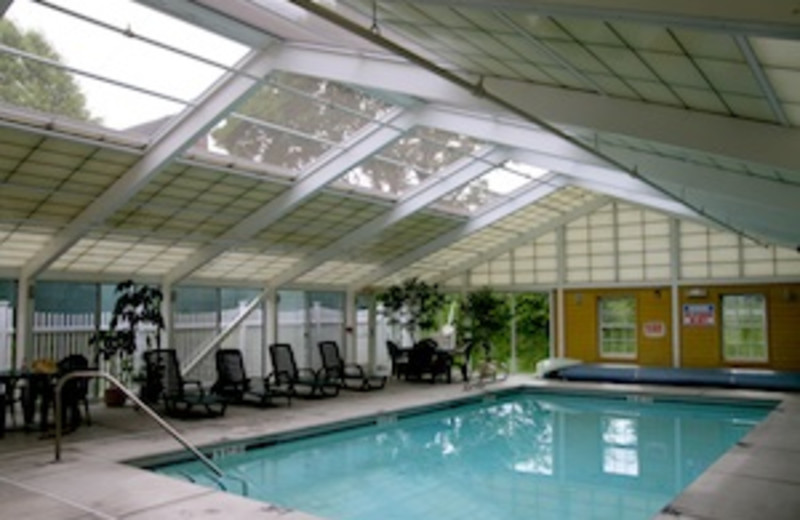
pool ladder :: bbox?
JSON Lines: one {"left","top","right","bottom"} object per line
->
{"left": 53, "top": 370, "right": 251, "bottom": 497}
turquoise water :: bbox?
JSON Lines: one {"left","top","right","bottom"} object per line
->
{"left": 154, "top": 393, "right": 772, "bottom": 520}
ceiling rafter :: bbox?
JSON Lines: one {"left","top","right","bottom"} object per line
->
{"left": 21, "top": 47, "right": 281, "bottom": 280}
{"left": 353, "top": 175, "right": 569, "bottom": 290}
{"left": 268, "top": 145, "right": 510, "bottom": 287}
{"left": 432, "top": 196, "right": 611, "bottom": 284}
{"left": 164, "top": 106, "right": 422, "bottom": 285}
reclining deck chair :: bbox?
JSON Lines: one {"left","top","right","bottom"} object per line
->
{"left": 318, "top": 341, "right": 386, "bottom": 391}
{"left": 268, "top": 343, "right": 339, "bottom": 398}
{"left": 143, "top": 349, "right": 227, "bottom": 418}
{"left": 212, "top": 349, "right": 291, "bottom": 407}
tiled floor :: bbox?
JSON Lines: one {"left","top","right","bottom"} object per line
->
{"left": 0, "top": 377, "right": 798, "bottom": 519}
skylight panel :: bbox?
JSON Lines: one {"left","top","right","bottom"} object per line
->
{"left": 3, "top": 0, "right": 249, "bottom": 132}
{"left": 208, "top": 72, "right": 393, "bottom": 173}
{"left": 442, "top": 160, "right": 549, "bottom": 213}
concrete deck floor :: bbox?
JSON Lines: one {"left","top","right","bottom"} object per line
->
{"left": 0, "top": 377, "right": 798, "bottom": 519}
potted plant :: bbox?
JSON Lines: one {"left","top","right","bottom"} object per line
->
{"left": 458, "top": 287, "right": 511, "bottom": 364}
{"left": 378, "top": 277, "right": 446, "bottom": 345}
{"left": 90, "top": 280, "right": 165, "bottom": 406}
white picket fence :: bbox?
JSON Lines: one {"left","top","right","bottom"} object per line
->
{"left": 0, "top": 301, "right": 394, "bottom": 384}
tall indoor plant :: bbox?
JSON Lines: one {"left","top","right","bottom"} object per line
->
{"left": 90, "top": 280, "right": 165, "bottom": 405}
{"left": 378, "top": 277, "right": 446, "bottom": 345}
{"left": 458, "top": 287, "right": 511, "bottom": 360}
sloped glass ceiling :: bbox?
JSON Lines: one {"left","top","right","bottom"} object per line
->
{"left": 340, "top": 126, "right": 484, "bottom": 198}
{"left": 1, "top": 0, "right": 249, "bottom": 132}
{"left": 337, "top": 0, "right": 800, "bottom": 125}
{"left": 209, "top": 71, "right": 394, "bottom": 173}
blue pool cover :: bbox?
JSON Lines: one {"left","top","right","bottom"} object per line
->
{"left": 545, "top": 363, "right": 800, "bottom": 391}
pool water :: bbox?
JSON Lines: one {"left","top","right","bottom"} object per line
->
{"left": 154, "top": 392, "right": 772, "bottom": 520}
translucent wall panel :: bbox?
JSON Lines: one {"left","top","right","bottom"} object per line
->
{"left": 566, "top": 205, "right": 615, "bottom": 283}
{"left": 511, "top": 232, "right": 559, "bottom": 285}
{"left": 616, "top": 204, "right": 671, "bottom": 282}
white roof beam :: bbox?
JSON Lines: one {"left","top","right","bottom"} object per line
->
{"left": 354, "top": 175, "right": 569, "bottom": 290}
{"left": 416, "top": 108, "right": 698, "bottom": 218}
{"left": 269, "top": 146, "right": 509, "bottom": 287}
{"left": 507, "top": 150, "right": 697, "bottom": 218}
{"left": 274, "top": 44, "right": 800, "bottom": 173}
{"left": 432, "top": 196, "right": 611, "bottom": 284}
{"left": 21, "top": 47, "right": 280, "bottom": 279}
{"left": 734, "top": 36, "right": 790, "bottom": 127}
{"left": 483, "top": 77, "right": 800, "bottom": 173}
{"left": 164, "top": 106, "right": 421, "bottom": 285}
{"left": 608, "top": 149, "right": 800, "bottom": 216}
{"left": 373, "top": 0, "right": 800, "bottom": 39}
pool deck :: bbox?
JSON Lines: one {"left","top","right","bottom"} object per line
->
{"left": 0, "top": 376, "right": 798, "bottom": 519}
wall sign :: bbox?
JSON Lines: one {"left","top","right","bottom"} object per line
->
{"left": 682, "top": 303, "right": 715, "bottom": 326}
{"left": 643, "top": 321, "right": 666, "bottom": 338}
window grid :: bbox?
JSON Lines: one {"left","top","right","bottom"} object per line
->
{"left": 722, "top": 294, "right": 768, "bottom": 362}
{"left": 598, "top": 296, "right": 637, "bottom": 359}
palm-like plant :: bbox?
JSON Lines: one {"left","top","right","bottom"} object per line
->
{"left": 459, "top": 287, "right": 511, "bottom": 358}
{"left": 90, "top": 280, "right": 164, "bottom": 386}
{"left": 378, "top": 277, "right": 446, "bottom": 344}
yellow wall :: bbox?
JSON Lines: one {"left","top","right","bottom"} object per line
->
{"left": 563, "top": 283, "right": 800, "bottom": 370}
{"left": 564, "top": 287, "right": 672, "bottom": 366}
{"left": 679, "top": 283, "right": 800, "bottom": 370}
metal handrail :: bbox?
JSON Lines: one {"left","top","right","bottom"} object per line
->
{"left": 53, "top": 370, "right": 236, "bottom": 486}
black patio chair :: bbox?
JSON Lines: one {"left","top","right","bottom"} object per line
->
{"left": 405, "top": 338, "right": 453, "bottom": 384}
{"left": 212, "top": 348, "right": 291, "bottom": 407}
{"left": 318, "top": 341, "right": 387, "bottom": 391}
{"left": 143, "top": 349, "right": 227, "bottom": 418}
{"left": 386, "top": 340, "right": 410, "bottom": 379}
{"left": 56, "top": 353, "right": 92, "bottom": 431}
{"left": 268, "top": 343, "right": 339, "bottom": 398}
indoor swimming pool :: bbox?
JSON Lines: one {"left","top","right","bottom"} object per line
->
{"left": 151, "top": 391, "right": 774, "bottom": 520}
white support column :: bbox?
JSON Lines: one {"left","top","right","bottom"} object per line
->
{"left": 670, "top": 218, "right": 682, "bottom": 368}
{"left": 267, "top": 289, "right": 279, "bottom": 346}
{"left": 548, "top": 290, "right": 556, "bottom": 359}
{"left": 161, "top": 282, "right": 173, "bottom": 350}
{"left": 367, "top": 292, "right": 377, "bottom": 373}
{"left": 345, "top": 289, "right": 356, "bottom": 362}
{"left": 261, "top": 292, "right": 270, "bottom": 378}
{"left": 556, "top": 225, "right": 566, "bottom": 358}
{"left": 509, "top": 294, "right": 517, "bottom": 373}
{"left": 14, "top": 278, "right": 33, "bottom": 369}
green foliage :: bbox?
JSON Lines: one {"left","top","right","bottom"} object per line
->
{"left": 0, "top": 20, "right": 93, "bottom": 121}
{"left": 90, "top": 280, "right": 164, "bottom": 380}
{"left": 378, "top": 277, "right": 445, "bottom": 342}
{"left": 459, "top": 287, "right": 511, "bottom": 356}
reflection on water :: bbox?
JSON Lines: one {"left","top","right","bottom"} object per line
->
{"left": 158, "top": 393, "right": 771, "bottom": 520}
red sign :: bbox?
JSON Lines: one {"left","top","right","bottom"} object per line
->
{"left": 643, "top": 321, "right": 666, "bottom": 338}
{"left": 682, "top": 304, "right": 715, "bottom": 326}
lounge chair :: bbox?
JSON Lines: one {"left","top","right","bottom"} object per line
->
{"left": 268, "top": 343, "right": 340, "bottom": 398}
{"left": 318, "top": 341, "right": 387, "bottom": 391}
{"left": 143, "top": 349, "right": 227, "bottom": 418}
{"left": 212, "top": 349, "right": 291, "bottom": 407}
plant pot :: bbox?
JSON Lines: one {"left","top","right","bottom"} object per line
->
{"left": 104, "top": 386, "right": 127, "bottom": 407}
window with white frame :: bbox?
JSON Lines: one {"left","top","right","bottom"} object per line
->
{"left": 722, "top": 294, "right": 768, "bottom": 362}
{"left": 599, "top": 296, "right": 637, "bottom": 358}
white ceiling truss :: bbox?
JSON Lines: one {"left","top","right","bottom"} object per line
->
{"left": 1, "top": 0, "right": 799, "bottom": 291}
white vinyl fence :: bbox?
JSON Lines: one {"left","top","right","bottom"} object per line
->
{"left": 0, "top": 300, "right": 393, "bottom": 383}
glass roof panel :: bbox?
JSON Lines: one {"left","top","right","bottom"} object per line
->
{"left": 206, "top": 72, "right": 394, "bottom": 173}
{"left": 340, "top": 127, "right": 485, "bottom": 198}
{"left": 3, "top": 0, "right": 249, "bottom": 132}
{"left": 441, "top": 160, "right": 549, "bottom": 213}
